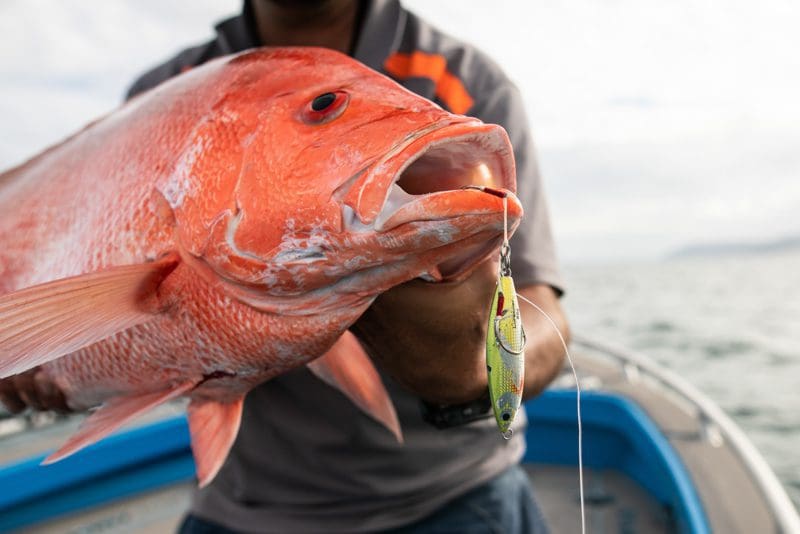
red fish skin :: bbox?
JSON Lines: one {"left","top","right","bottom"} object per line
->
{"left": 0, "top": 47, "right": 521, "bottom": 416}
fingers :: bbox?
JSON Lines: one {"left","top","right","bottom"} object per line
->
{"left": 14, "top": 369, "right": 45, "bottom": 411}
{"left": 0, "top": 377, "right": 27, "bottom": 414}
{"left": 34, "top": 370, "right": 70, "bottom": 413}
{"left": 0, "top": 368, "right": 71, "bottom": 414}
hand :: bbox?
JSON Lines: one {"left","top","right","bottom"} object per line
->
{"left": 0, "top": 367, "right": 70, "bottom": 414}
{"left": 351, "top": 258, "right": 499, "bottom": 404}
{"left": 351, "top": 258, "right": 571, "bottom": 406}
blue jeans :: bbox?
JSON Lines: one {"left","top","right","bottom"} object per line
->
{"left": 178, "top": 465, "right": 549, "bottom": 534}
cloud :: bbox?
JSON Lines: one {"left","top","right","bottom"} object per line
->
{"left": 0, "top": 0, "right": 239, "bottom": 166}
{"left": 1, "top": 0, "right": 799, "bottom": 262}
{"left": 403, "top": 0, "right": 800, "bottom": 261}
{"left": 543, "top": 119, "right": 800, "bottom": 261}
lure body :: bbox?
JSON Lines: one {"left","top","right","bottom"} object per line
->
{"left": 486, "top": 274, "right": 526, "bottom": 437}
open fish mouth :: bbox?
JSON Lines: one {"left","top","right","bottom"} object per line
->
{"left": 342, "top": 119, "right": 522, "bottom": 280}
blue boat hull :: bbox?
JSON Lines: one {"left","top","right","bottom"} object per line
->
{"left": 0, "top": 390, "right": 709, "bottom": 533}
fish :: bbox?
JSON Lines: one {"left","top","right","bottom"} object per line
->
{"left": 0, "top": 47, "right": 522, "bottom": 486}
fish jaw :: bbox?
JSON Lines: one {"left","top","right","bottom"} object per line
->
{"left": 213, "top": 186, "right": 522, "bottom": 317}
{"left": 375, "top": 189, "right": 523, "bottom": 282}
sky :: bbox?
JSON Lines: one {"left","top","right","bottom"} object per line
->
{"left": 1, "top": 0, "right": 798, "bottom": 263}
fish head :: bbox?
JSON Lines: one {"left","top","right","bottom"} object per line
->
{"left": 163, "top": 47, "right": 522, "bottom": 313}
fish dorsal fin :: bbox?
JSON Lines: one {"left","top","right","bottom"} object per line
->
{"left": 307, "top": 331, "right": 402, "bottom": 443}
{"left": 43, "top": 380, "right": 196, "bottom": 464}
{"left": 187, "top": 397, "right": 244, "bottom": 487}
{"left": 0, "top": 254, "right": 180, "bottom": 378}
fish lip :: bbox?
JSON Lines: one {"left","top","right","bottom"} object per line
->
{"left": 341, "top": 118, "right": 516, "bottom": 233}
{"left": 427, "top": 232, "right": 507, "bottom": 282}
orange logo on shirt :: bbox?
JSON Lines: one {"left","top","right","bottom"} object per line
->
{"left": 384, "top": 51, "right": 474, "bottom": 115}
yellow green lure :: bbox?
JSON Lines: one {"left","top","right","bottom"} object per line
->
{"left": 486, "top": 193, "right": 526, "bottom": 438}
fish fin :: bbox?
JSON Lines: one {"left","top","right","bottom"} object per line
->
{"left": 0, "top": 254, "right": 180, "bottom": 378}
{"left": 43, "top": 380, "right": 195, "bottom": 464}
{"left": 187, "top": 397, "right": 244, "bottom": 487}
{"left": 307, "top": 331, "right": 403, "bottom": 443}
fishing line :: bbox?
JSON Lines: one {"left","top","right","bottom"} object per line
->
{"left": 502, "top": 195, "right": 509, "bottom": 247}
{"left": 496, "top": 191, "right": 586, "bottom": 533}
{"left": 516, "top": 292, "right": 586, "bottom": 534}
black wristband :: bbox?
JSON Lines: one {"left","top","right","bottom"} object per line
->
{"left": 420, "top": 393, "right": 493, "bottom": 429}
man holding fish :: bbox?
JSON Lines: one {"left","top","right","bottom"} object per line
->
{"left": 0, "top": 1, "right": 568, "bottom": 532}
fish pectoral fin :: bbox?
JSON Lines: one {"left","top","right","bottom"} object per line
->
{"left": 0, "top": 253, "right": 180, "bottom": 378}
{"left": 307, "top": 331, "right": 403, "bottom": 443}
{"left": 187, "top": 397, "right": 244, "bottom": 487}
{"left": 43, "top": 379, "right": 196, "bottom": 464}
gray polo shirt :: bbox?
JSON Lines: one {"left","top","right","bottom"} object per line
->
{"left": 128, "top": 1, "right": 563, "bottom": 532}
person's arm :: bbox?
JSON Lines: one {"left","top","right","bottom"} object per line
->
{"left": 517, "top": 283, "right": 569, "bottom": 400}
{"left": 350, "top": 261, "right": 568, "bottom": 405}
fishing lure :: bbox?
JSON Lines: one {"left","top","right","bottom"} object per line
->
{"left": 515, "top": 291, "right": 585, "bottom": 534}
{"left": 485, "top": 195, "right": 527, "bottom": 439}
{"left": 469, "top": 186, "right": 585, "bottom": 532}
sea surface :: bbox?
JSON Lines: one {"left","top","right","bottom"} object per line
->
{"left": 561, "top": 251, "right": 800, "bottom": 511}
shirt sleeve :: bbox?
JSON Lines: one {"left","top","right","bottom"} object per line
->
{"left": 467, "top": 82, "right": 564, "bottom": 295}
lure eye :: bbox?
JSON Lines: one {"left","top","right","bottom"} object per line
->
{"left": 301, "top": 91, "right": 349, "bottom": 125}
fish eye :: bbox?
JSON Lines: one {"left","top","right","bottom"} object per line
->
{"left": 301, "top": 91, "right": 349, "bottom": 125}
{"left": 312, "top": 92, "right": 336, "bottom": 111}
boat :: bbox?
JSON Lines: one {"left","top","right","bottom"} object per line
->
{"left": 1, "top": 334, "right": 798, "bottom": 533}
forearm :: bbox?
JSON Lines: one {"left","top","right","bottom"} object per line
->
{"left": 517, "top": 284, "right": 570, "bottom": 400}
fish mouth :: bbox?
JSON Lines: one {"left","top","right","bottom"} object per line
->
{"left": 342, "top": 119, "right": 522, "bottom": 280}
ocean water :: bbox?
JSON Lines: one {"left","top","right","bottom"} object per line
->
{"left": 561, "top": 251, "right": 800, "bottom": 511}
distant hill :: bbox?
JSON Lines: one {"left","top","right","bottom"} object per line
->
{"left": 668, "top": 235, "right": 800, "bottom": 259}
